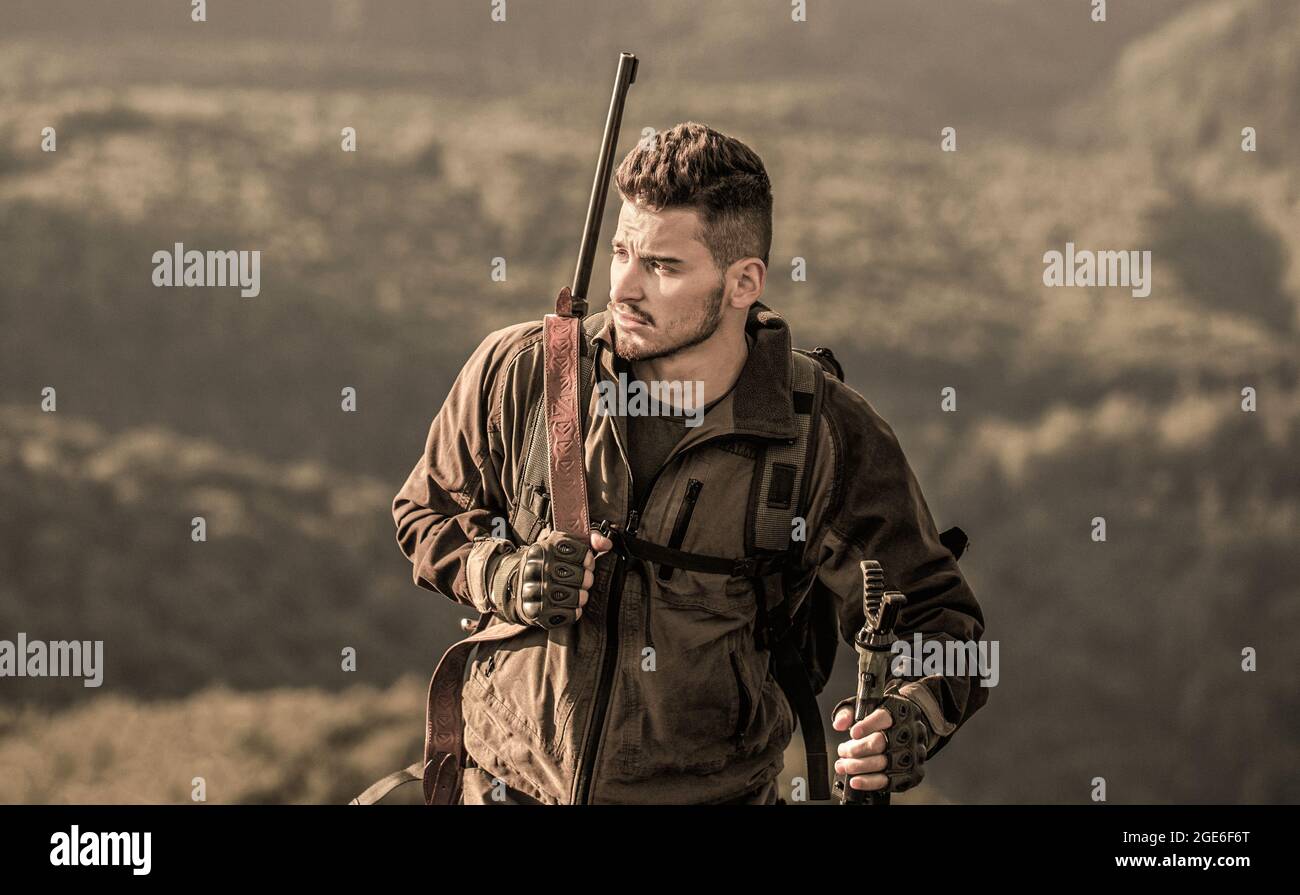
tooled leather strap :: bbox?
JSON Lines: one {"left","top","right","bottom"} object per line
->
{"left": 542, "top": 286, "right": 591, "bottom": 538}
{"left": 423, "top": 619, "right": 530, "bottom": 805}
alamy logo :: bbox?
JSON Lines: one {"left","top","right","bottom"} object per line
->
{"left": 0, "top": 633, "right": 103, "bottom": 687}
{"left": 50, "top": 826, "right": 151, "bottom": 876}
{"left": 152, "top": 242, "right": 261, "bottom": 297}
{"left": 890, "top": 634, "right": 999, "bottom": 688}
{"left": 594, "top": 373, "right": 706, "bottom": 428}
{"left": 1043, "top": 242, "right": 1151, "bottom": 298}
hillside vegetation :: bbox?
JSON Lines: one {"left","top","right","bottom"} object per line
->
{"left": 1, "top": 0, "right": 1296, "bottom": 803}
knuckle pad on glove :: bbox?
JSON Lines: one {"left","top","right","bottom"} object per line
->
{"left": 513, "top": 534, "right": 592, "bottom": 628}
{"left": 549, "top": 534, "right": 589, "bottom": 562}
{"left": 879, "top": 696, "right": 928, "bottom": 793}
{"left": 547, "top": 555, "right": 582, "bottom": 586}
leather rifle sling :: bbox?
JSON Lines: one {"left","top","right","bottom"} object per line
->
{"left": 541, "top": 285, "right": 591, "bottom": 536}
{"left": 422, "top": 617, "right": 529, "bottom": 804}
{"left": 421, "top": 286, "right": 591, "bottom": 805}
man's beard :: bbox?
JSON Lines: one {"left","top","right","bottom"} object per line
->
{"left": 611, "top": 279, "right": 726, "bottom": 362}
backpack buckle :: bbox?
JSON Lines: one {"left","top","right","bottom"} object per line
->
{"left": 732, "top": 557, "right": 757, "bottom": 577}
{"left": 595, "top": 519, "right": 630, "bottom": 560}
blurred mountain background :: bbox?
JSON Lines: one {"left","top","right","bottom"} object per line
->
{"left": 0, "top": 0, "right": 1296, "bottom": 803}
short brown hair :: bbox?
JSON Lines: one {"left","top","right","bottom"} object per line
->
{"left": 614, "top": 121, "right": 772, "bottom": 272}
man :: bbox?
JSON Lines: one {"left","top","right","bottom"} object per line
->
{"left": 392, "top": 121, "right": 987, "bottom": 804}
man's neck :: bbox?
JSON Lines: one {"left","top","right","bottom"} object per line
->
{"left": 629, "top": 312, "right": 751, "bottom": 408}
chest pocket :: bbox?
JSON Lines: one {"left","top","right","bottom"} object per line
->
{"left": 630, "top": 466, "right": 771, "bottom": 657}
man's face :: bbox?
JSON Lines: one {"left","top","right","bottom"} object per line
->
{"left": 608, "top": 200, "right": 727, "bottom": 362}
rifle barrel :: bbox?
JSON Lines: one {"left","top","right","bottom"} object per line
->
{"left": 570, "top": 51, "right": 639, "bottom": 318}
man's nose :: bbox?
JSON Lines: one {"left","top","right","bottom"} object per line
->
{"left": 609, "top": 259, "right": 645, "bottom": 304}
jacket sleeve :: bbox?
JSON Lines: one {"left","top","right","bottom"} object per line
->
{"left": 808, "top": 383, "right": 989, "bottom": 759}
{"left": 392, "top": 329, "right": 522, "bottom": 613}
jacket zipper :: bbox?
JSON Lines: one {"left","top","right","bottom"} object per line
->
{"left": 657, "top": 478, "right": 704, "bottom": 582}
{"left": 572, "top": 355, "right": 637, "bottom": 804}
{"left": 574, "top": 506, "right": 636, "bottom": 805}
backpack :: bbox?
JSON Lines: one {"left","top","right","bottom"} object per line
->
{"left": 507, "top": 319, "right": 970, "bottom": 801}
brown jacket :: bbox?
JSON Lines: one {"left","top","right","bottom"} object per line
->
{"left": 393, "top": 303, "right": 988, "bottom": 804}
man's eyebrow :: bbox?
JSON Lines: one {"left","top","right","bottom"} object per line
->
{"left": 610, "top": 237, "right": 685, "bottom": 265}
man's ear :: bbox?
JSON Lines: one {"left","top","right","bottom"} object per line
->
{"left": 726, "top": 257, "right": 766, "bottom": 310}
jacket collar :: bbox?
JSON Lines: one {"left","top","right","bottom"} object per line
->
{"left": 589, "top": 301, "right": 797, "bottom": 441}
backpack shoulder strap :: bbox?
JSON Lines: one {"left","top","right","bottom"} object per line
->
{"left": 748, "top": 349, "right": 826, "bottom": 610}
{"left": 748, "top": 349, "right": 832, "bottom": 801}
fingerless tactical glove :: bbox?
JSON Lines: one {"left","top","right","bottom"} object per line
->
{"left": 833, "top": 691, "right": 934, "bottom": 794}
{"left": 875, "top": 692, "right": 931, "bottom": 792}
{"left": 486, "top": 530, "right": 590, "bottom": 629}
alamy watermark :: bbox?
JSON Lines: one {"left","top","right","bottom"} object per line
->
{"left": 1043, "top": 242, "right": 1151, "bottom": 298}
{"left": 50, "top": 826, "right": 150, "bottom": 876}
{"left": 890, "top": 634, "right": 999, "bottom": 688}
{"left": 0, "top": 633, "right": 103, "bottom": 687}
{"left": 594, "top": 373, "right": 706, "bottom": 428}
{"left": 152, "top": 242, "right": 261, "bottom": 297}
